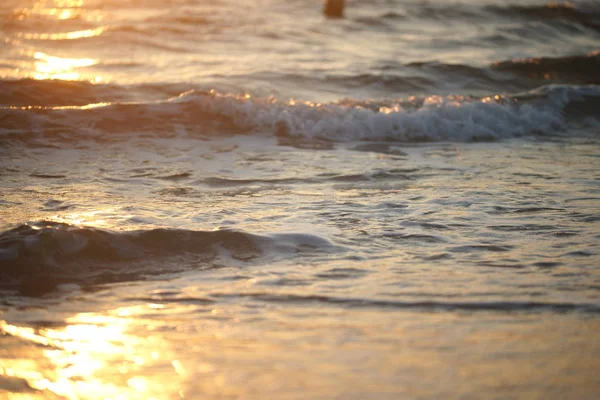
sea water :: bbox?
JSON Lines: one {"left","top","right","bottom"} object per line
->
{"left": 1, "top": 0, "right": 599, "bottom": 398}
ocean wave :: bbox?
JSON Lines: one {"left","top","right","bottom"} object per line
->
{"left": 0, "top": 79, "right": 124, "bottom": 107}
{"left": 487, "top": 2, "right": 600, "bottom": 30}
{"left": 146, "top": 14, "right": 212, "bottom": 26}
{"left": 1, "top": 84, "right": 598, "bottom": 143}
{"left": 106, "top": 24, "right": 191, "bottom": 36}
{"left": 0, "top": 221, "right": 337, "bottom": 296}
{"left": 0, "top": 221, "right": 260, "bottom": 296}
{"left": 402, "top": 1, "right": 600, "bottom": 27}
{"left": 0, "top": 221, "right": 261, "bottom": 261}
{"left": 324, "top": 73, "right": 434, "bottom": 91}
{"left": 0, "top": 9, "right": 98, "bottom": 34}
{"left": 201, "top": 170, "right": 412, "bottom": 187}
{"left": 407, "top": 54, "right": 600, "bottom": 89}
{"left": 210, "top": 292, "right": 600, "bottom": 314}
{"left": 352, "top": 11, "right": 407, "bottom": 29}
{"left": 3, "top": 48, "right": 597, "bottom": 110}
{"left": 229, "top": 71, "right": 436, "bottom": 93}
{"left": 405, "top": 3, "right": 482, "bottom": 21}
{"left": 0, "top": 79, "right": 191, "bottom": 107}
{"left": 492, "top": 51, "right": 600, "bottom": 85}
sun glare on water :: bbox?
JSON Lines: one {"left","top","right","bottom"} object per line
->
{"left": 32, "top": 52, "right": 99, "bottom": 81}
{"left": 0, "top": 305, "right": 189, "bottom": 400}
{"left": 8, "top": 0, "right": 106, "bottom": 82}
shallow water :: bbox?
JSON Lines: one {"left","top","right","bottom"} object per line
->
{"left": 1, "top": 0, "right": 600, "bottom": 399}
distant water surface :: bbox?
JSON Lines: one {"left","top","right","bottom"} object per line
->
{"left": 1, "top": 0, "right": 599, "bottom": 399}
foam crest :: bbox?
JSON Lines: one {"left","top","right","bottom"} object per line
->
{"left": 1, "top": 85, "right": 599, "bottom": 143}
{"left": 155, "top": 85, "right": 600, "bottom": 140}
{"left": 0, "top": 222, "right": 261, "bottom": 295}
{"left": 0, "top": 222, "right": 341, "bottom": 296}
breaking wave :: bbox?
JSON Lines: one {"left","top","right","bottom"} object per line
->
{"left": 0, "top": 221, "right": 337, "bottom": 296}
{"left": 0, "top": 221, "right": 260, "bottom": 295}
{"left": 1, "top": 83, "right": 599, "bottom": 143}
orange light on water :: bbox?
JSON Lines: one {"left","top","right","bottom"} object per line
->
{"left": 0, "top": 305, "right": 188, "bottom": 400}
{"left": 9, "top": 0, "right": 106, "bottom": 82}
{"left": 18, "top": 27, "right": 104, "bottom": 41}
{"left": 32, "top": 52, "right": 98, "bottom": 80}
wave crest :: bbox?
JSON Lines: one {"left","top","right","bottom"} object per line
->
{"left": 493, "top": 51, "right": 600, "bottom": 85}
{"left": 0, "top": 221, "right": 261, "bottom": 295}
{"left": 0, "top": 222, "right": 340, "bottom": 296}
{"left": 1, "top": 84, "right": 598, "bottom": 143}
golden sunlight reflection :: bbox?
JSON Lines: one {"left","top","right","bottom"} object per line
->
{"left": 33, "top": 52, "right": 98, "bottom": 81}
{"left": 14, "top": 0, "right": 105, "bottom": 26}
{"left": 19, "top": 0, "right": 85, "bottom": 18}
{"left": 0, "top": 305, "right": 187, "bottom": 400}
{"left": 48, "top": 208, "right": 123, "bottom": 227}
{"left": 18, "top": 27, "right": 104, "bottom": 41}
{"left": 10, "top": 0, "right": 107, "bottom": 82}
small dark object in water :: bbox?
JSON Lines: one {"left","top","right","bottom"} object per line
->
{"left": 324, "top": 0, "right": 345, "bottom": 18}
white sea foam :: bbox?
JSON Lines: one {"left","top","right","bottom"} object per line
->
{"left": 1, "top": 85, "right": 599, "bottom": 142}
{"left": 173, "top": 84, "right": 599, "bottom": 141}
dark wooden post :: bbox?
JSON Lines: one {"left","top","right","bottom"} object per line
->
{"left": 324, "top": 0, "right": 345, "bottom": 18}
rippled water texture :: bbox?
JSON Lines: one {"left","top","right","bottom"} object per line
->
{"left": 1, "top": 0, "right": 600, "bottom": 399}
